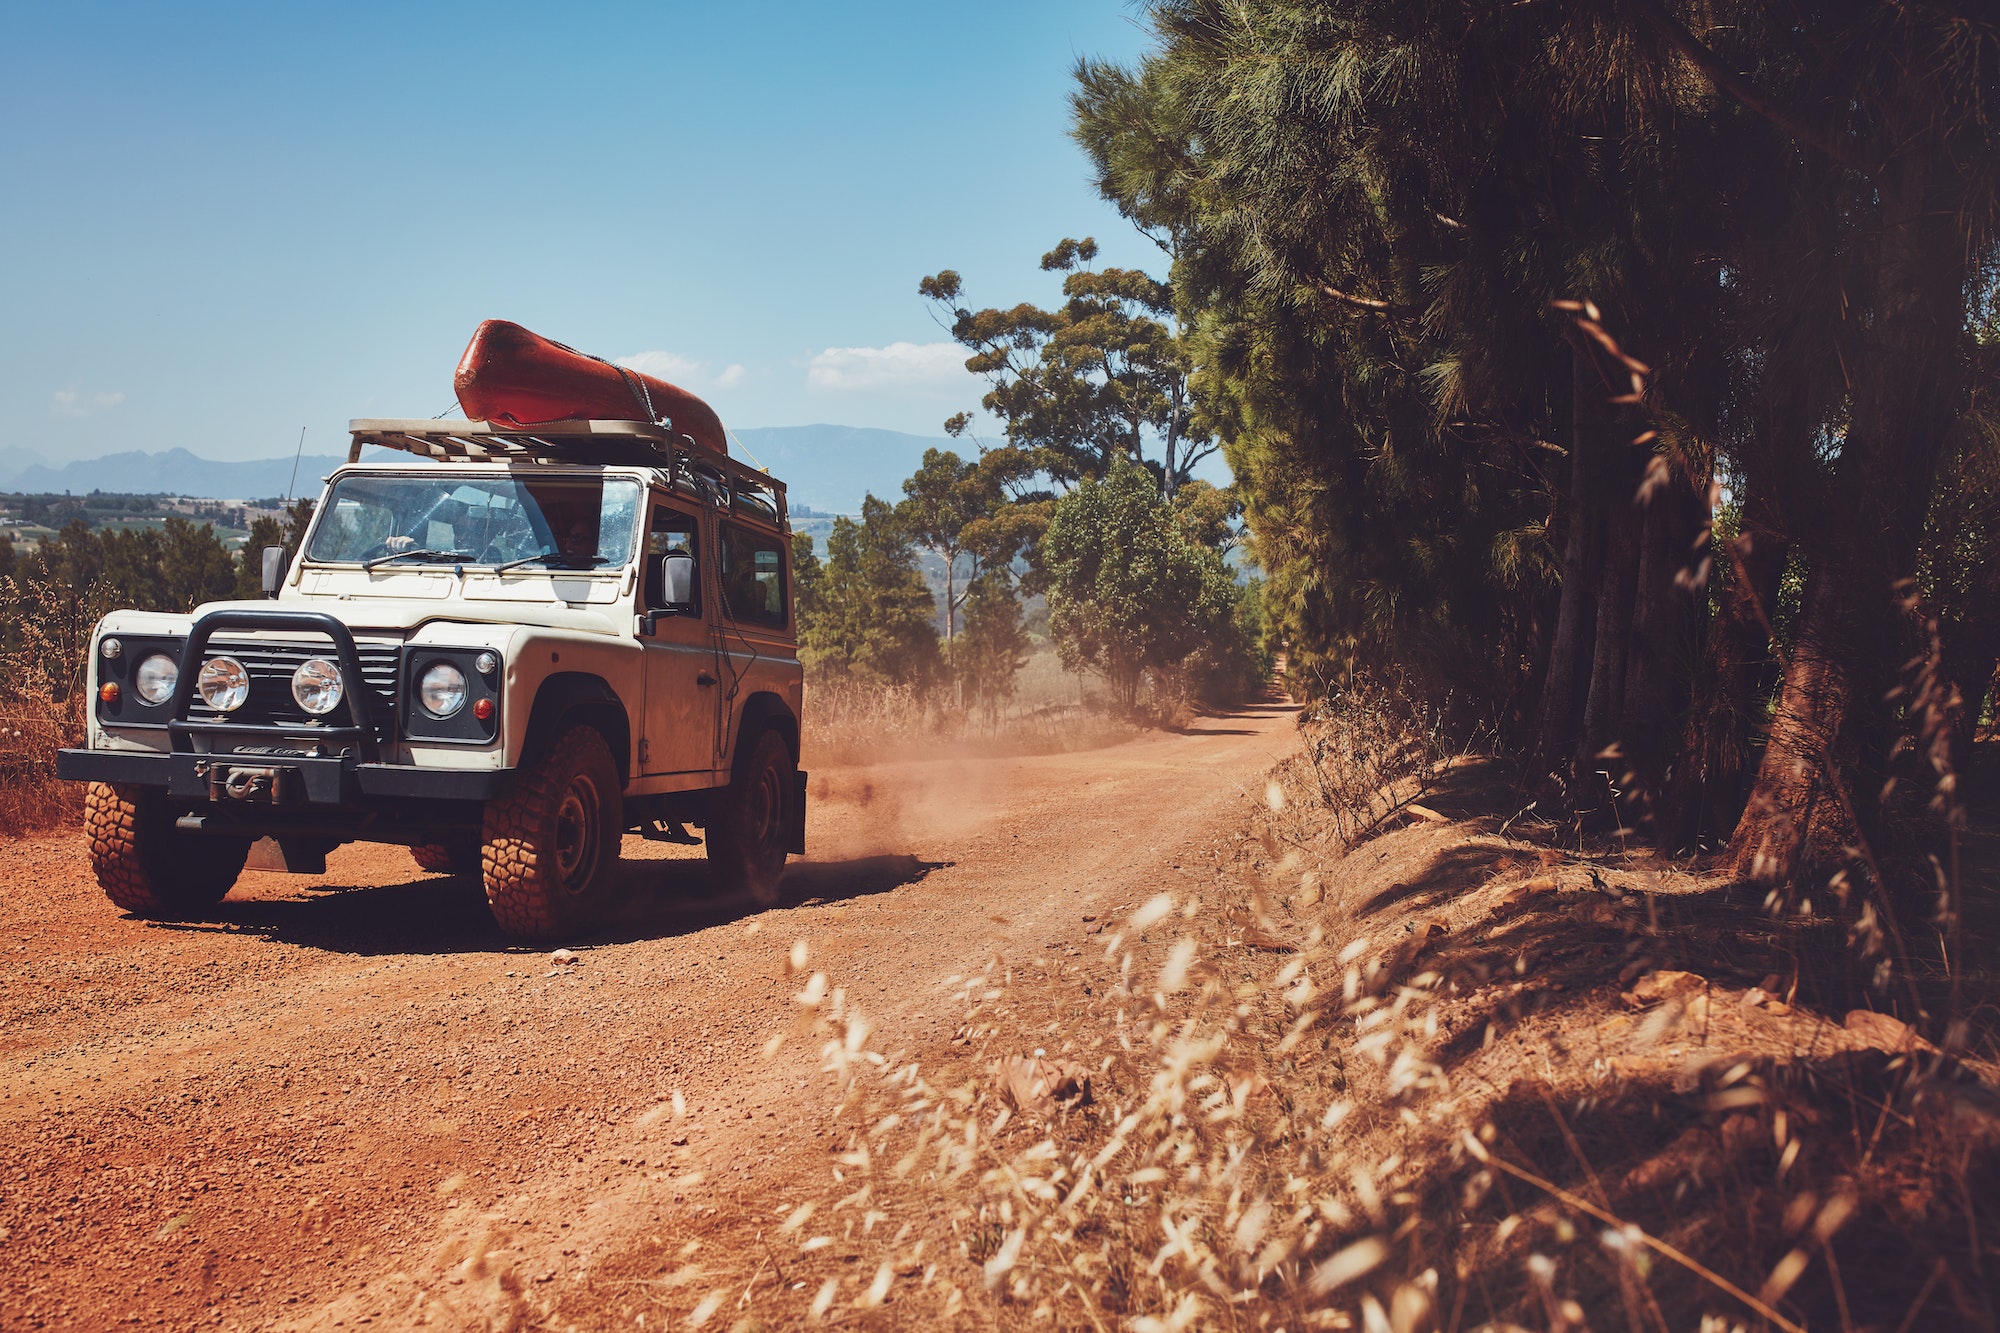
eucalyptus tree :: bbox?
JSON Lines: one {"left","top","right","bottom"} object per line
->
{"left": 920, "top": 238, "right": 1216, "bottom": 497}
{"left": 791, "top": 498, "right": 941, "bottom": 688}
{"left": 896, "top": 447, "right": 1033, "bottom": 647}
{"left": 1041, "top": 461, "right": 1239, "bottom": 711}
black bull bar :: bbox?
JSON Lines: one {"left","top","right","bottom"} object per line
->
{"left": 57, "top": 609, "right": 513, "bottom": 806}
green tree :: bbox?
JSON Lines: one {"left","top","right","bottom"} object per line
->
{"left": 795, "top": 498, "right": 941, "bottom": 688}
{"left": 228, "top": 498, "right": 316, "bottom": 601}
{"left": 1075, "top": 0, "right": 2000, "bottom": 886}
{"left": 896, "top": 447, "right": 1033, "bottom": 647}
{"left": 234, "top": 515, "right": 292, "bottom": 600}
{"left": 282, "top": 498, "right": 316, "bottom": 550}
{"left": 921, "top": 239, "right": 1215, "bottom": 497}
{"left": 1189, "top": 576, "right": 1273, "bottom": 704}
{"left": 790, "top": 530, "right": 825, "bottom": 626}
{"left": 1041, "top": 462, "right": 1239, "bottom": 710}
{"left": 956, "top": 576, "right": 1032, "bottom": 720}
{"left": 157, "top": 517, "right": 236, "bottom": 611}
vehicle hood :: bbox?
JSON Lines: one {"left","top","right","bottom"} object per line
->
{"left": 106, "top": 597, "right": 624, "bottom": 639}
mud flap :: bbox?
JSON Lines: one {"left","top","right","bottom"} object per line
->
{"left": 790, "top": 770, "right": 808, "bottom": 855}
{"left": 245, "top": 836, "right": 329, "bottom": 875}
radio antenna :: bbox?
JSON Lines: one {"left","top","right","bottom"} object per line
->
{"left": 283, "top": 426, "right": 306, "bottom": 506}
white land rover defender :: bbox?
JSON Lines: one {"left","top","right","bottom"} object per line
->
{"left": 57, "top": 418, "right": 806, "bottom": 939}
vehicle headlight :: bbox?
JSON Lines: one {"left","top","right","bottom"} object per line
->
{"left": 196, "top": 656, "right": 251, "bottom": 712}
{"left": 291, "top": 657, "right": 344, "bottom": 716}
{"left": 419, "top": 662, "right": 467, "bottom": 718}
{"left": 134, "top": 653, "right": 179, "bottom": 705}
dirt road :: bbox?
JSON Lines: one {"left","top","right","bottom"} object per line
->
{"left": 0, "top": 701, "right": 1295, "bottom": 1331}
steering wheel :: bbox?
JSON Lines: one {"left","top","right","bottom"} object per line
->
{"left": 477, "top": 513, "right": 540, "bottom": 565}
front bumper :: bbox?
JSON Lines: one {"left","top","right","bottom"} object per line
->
{"left": 56, "top": 748, "right": 514, "bottom": 803}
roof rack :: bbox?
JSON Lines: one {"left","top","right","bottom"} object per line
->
{"left": 346, "top": 418, "right": 788, "bottom": 528}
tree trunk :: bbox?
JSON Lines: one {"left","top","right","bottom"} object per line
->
{"left": 1664, "top": 508, "right": 1789, "bottom": 852}
{"left": 1575, "top": 494, "right": 1642, "bottom": 804}
{"left": 1533, "top": 335, "right": 1616, "bottom": 780}
{"left": 1938, "top": 616, "right": 1998, "bottom": 777}
{"left": 1621, "top": 463, "right": 1702, "bottom": 810}
{"left": 1727, "top": 151, "right": 1966, "bottom": 885}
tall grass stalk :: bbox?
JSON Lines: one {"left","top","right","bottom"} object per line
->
{"left": 0, "top": 570, "right": 101, "bottom": 834}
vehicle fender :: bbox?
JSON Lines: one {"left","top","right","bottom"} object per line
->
{"left": 732, "top": 691, "right": 799, "bottom": 773}
{"left": 523, "top": 672, "right": 633, "bottom": 785}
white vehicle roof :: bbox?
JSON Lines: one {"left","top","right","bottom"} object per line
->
{"left": 346, "top": 418, "right": 788, "bottom": 530}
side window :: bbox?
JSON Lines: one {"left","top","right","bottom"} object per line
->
{"left": 645, "top": 504, "right": 700, "bottom": 613}
{"left": 718, "top": 523, "right": 787, "bottom": 630}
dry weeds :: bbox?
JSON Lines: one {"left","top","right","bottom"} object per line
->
{"left": 652, "top": 709, "right": 2000, "bottom": 1329}
{"left": 0, "top": 571, "right": 96, "bottom": 835}
{"left": 804, "top": 655, "right": 1135, "bottom": 766}
{"left": 1265, "top": 681, "right": 1459, "bottom": 854}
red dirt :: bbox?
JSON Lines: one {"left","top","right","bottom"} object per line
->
{"left": 0, "top": 701, "right": 1297, "bottom": 1331}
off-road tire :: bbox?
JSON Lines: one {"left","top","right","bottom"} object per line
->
{"left": 410, "top": 836, "right": 482, "bottom": 877}
{"left": 84, "top": 782, "right": 249, "bottom": 918}
{"left": 706, "top": 728, "right": 795, "bottom": 907}
{"left": 480, "top": 726, "right": 622, "bottom": 940}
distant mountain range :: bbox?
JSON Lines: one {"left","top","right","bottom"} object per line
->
{"left": 0, "top": 424, "right": 952, "bottom": 515}
{"left": 723, "top": 425, "right": 945, "bottom": 513}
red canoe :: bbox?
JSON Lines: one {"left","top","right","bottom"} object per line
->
{"left": 453, "top": 319, "right": 729, "bottom": 457}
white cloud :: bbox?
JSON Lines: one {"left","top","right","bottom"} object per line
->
{"left": 806, "top": 341, "right": 969, "bottom": 393}
{"left": 50, "top": 388, "right": 126, "bottom": 419}
{"left": 615, "top": 351, "right": 748, "bottom": 393}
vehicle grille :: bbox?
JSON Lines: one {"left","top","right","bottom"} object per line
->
{"left": 189, "top": 638, "right": 401, "bottom": 736}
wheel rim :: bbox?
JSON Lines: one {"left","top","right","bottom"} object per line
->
{"left": 553, "top": 774, "right": 601, "bottom": 895}
{"left": 747, "top": 761, "right": 785, "bottom": 855}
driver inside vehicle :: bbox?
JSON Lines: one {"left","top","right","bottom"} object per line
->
{"left": 554, "top": 509, "right": 599, "bottom": 561}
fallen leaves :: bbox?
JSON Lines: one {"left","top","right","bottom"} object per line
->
{"left": 998, "top": 1055, "right": 1094, "bottom": 1117}
{"left": 1238, "top": 926, "right": 1296, "bottom": 953}
{"left": 1842, "top": 1009, "right": 1940, "bottom": 1056}
{"left": 1626, "top": 969, "right": 1706, "bottom": 1007}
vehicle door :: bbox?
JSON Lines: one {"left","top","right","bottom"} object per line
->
{"left": 713, "top": 519, "right": 791, "bottom": 767}
{"left": 638, "top": 499, "right": 721, "bottom": 775}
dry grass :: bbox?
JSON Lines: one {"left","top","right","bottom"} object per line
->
{"left": 646, "top": 709, "right": 2000, "bottom": 1329}
{"left": 0, "top": 691, "right": 82, "bottom": 836}
{"left": 0, "top": 571, "right": 95, "bottom": 837}
{"left": 1265, "top": 681, "right": 1459, "bottom": 853}
{"left": 804, "top": 651, "right": 1135, "bottom": 766}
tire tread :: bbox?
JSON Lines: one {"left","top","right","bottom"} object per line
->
{"left": 84, "top": 782, "right": 245, "bottom": 917}
{"left": 481, "top": 726, "right": 619, "bottom": 940}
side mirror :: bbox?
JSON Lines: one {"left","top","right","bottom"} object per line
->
{"left": 260, "top": 546, "right": 287, "bottom": 598}
{"left": 641, "top": 551, "right": 698, "bottom": 635}
{"left": 661, "top": 550, "right": 695, "bottom": 607}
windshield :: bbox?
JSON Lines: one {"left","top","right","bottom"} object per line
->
{"left": 306, "top": 473, "right": 641, "bottom": 568}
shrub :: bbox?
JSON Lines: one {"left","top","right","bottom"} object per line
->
{"left": 1042, "top": 462, "right": 1246, "bottom": 712}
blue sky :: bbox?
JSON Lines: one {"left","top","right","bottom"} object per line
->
{"left": 1, "top": 1, "right": 1168, "bottom": 466}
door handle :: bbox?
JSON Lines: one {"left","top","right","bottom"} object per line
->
{"left": 696, "top": 671, "right": 718, "bottom": 687}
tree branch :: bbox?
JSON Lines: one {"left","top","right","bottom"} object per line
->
{"left": 1317, "top": 283, "right": 1401, "bottom": 313}
{"left": 1627, "top": 0, "right": 1865, "bottom": 171}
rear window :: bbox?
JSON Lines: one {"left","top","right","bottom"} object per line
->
{"left": 718, "top": 524, "right": 786, "bottom": 629}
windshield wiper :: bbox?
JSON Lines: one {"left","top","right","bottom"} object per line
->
{"left": 491, "top": 551, "right": 612, "bottom": 574}
{"left": 363, "top": 548, "right": 473, "bottom": 571}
